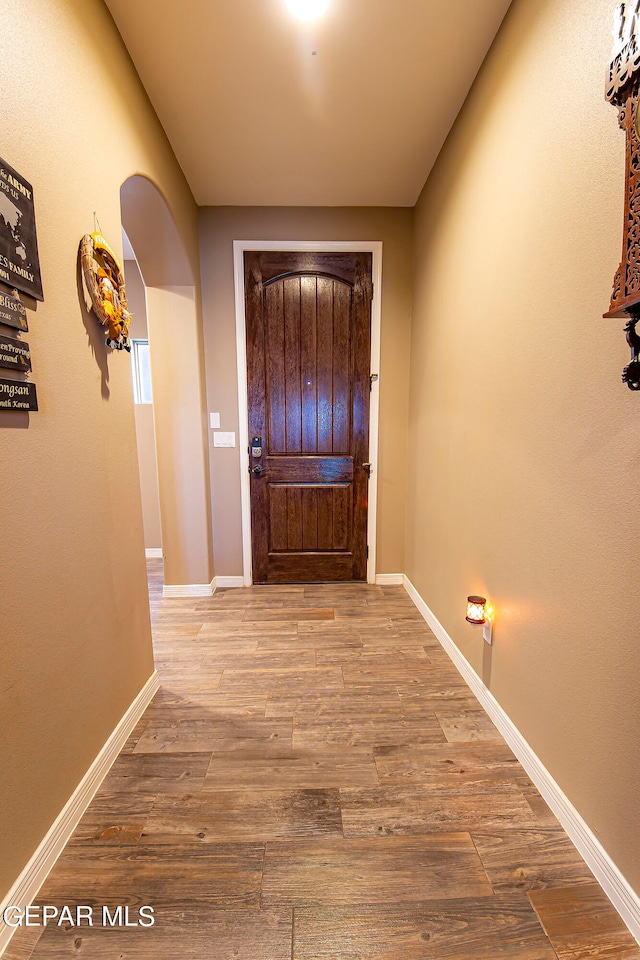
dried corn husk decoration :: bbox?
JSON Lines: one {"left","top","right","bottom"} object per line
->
{"left": 80, "top": 232, "right": 131, "bottom": 351}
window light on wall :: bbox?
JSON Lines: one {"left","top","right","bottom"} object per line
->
{"left": 131, "top": 339, "right": 153, "bottom": 404}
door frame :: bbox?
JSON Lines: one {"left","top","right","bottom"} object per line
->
{"left": 233, "top": 240, "right": 383, "bottom": 585}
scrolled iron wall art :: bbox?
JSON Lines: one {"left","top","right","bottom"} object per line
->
{"left": 79, "top": 232, "right": 131, "bottom": 351}
{"left": 605, "top": 1, "right": 640, "bottom": 388}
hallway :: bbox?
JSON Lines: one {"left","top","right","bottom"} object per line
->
{"left": 8, "top": 565, "right": 638, "bottom": 959}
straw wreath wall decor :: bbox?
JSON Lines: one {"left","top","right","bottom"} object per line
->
{"left": 80, "top": 232, "right": 131, "bottom": 351}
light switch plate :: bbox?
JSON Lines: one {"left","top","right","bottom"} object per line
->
{"left": 209, "top": 412, "right": 221, "bottom": 429}
{"left": 213, "top": 431, "right": 236, "bottom": 448}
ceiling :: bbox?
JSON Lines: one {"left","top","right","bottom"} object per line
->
{"left": 105, "top": 0, "right": 512, "bottom": 207}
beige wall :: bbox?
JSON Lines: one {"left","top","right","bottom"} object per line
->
{"left": 121, "top": 178, "right": 214, "bottom": 589}
{"left": 146, "top": 285, "right": 213, "bottom": 585}
{"left": 0, "top": 0, "right": 201, "bottom": 902}
{"left": 199, "top": 206, "right": 413, "bottom": 577}
{"left": 134, "top": 404, "right": 163, "bottom": 550}
{"left": 407, "top": 0, "right": 640, "bottom": 893}
{"left": 125, "top": 259, "right": 162, "bottom": 551}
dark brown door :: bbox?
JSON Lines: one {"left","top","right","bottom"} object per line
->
{"left": 245, "top": 251, "right": 372, "bottom": 583}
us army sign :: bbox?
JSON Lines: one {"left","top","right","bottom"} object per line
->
{"left": 0, "top": 158, "right": 43, "bottom": 301}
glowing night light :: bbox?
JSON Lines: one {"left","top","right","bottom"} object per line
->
{"left": 285, "top": 0, "right": 330, "bottom": 20}
{"left": 465, "top": 596, "right": 487, "bottom": 625}
{"left": 466, "top": 596, "right": 495, "bottom": 644}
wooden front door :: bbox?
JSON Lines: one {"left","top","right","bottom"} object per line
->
{"left": 245, "top": 250, "right": 373, "bottom": 583}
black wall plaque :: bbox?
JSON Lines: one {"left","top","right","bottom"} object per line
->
{"left": 0, "top": 289, "right": 28, "bottom": 331}
{"left": 0, "top": 334, "right": 30, "bottom": 372}
{"left": 0, "top": 377, "right": 37, "bottom": 411}
{"left": 0, "top": 158, "right": 43, "bottom": 301}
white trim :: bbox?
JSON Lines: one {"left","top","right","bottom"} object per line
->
{"left": 233, "top": 240, "right": 383, "bottom": 586}
{"left": 375, "top": 573, "right": 404, "bottom": 585}
{"left": 214, "top": 575, "right": 246, "bottom": 588}
{"left": 145, "top": 548, "right": 163, "bottom": 559}
{"left": 130, "top": 338, "right": 153, "bottom": 405}
{"left": 233, "top": 243, "right": 253, "bottom": 587}
{"left": 162, "top": 579, "right": 215, "bottom": 598}
{"left": 0, "top": 671, "right": 160, "bottom": 957}
{"left": 366, "top": 247, "right": 382, "bottom": 585}
{"left": 403, "top": 575, "right": 640, "bottom": 946}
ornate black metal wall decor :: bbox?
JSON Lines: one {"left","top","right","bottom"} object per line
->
{"left": 622, "top": 315, "right": 640, "bottom": 387}
{"left": 604, "top": 2, "right": 640, "bottom": 387}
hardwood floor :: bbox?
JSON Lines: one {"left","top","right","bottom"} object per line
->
{"left": 7, "top": 560, "right": 638, "bottom": 959}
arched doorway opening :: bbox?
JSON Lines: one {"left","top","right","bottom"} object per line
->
{"left": 120, "top": 175, "right": 213, "bottom": 594}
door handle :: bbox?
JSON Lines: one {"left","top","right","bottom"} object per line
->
{"left": 252, "top": 464, "right": 264, "bottom": 475}
{"left": 362, "top": 462, "right": 372, "bottom": 476}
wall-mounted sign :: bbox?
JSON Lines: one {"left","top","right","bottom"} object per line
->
{"left": 0, "top": 377, "right": 37, "bottom": 411}
{"left": 0, "top": 288, "right": 28, "bottom": 331}
{"left": 0, "top": 334, "right": 30, "bottom": 372}
{"left": 0, "top": 158, "right": 43, "bottom": 301}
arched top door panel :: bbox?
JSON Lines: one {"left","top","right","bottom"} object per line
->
{"left": 247, "top": 251, "right": 365, "bottom": 287}
{"left": 263, "top": 272, "right": 353, "bottom": 456}
{"left": 263, "top": 271, "right": 353, "bottom": 290}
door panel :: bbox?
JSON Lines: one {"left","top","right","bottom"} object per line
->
{"left": 267, "top": 484, "right": 352, "bottom": 553}
{"left": 246, "top": 251, "right": 372, "bottom": 583}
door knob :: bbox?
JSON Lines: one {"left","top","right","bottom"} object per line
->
{"left": 252, "top": 464, "right": 264, "bottom": 475}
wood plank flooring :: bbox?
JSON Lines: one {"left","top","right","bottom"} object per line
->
{"left": 7, "top": 560, "right": 638, "bottom": 959}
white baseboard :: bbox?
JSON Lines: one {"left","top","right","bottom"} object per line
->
{"left": 214, "top": 576, "right": 246, "bottom": 588}
{"left": 0, "top": 671, "right": 160, "bottom": 957}
{"left": 145, "top": 548, "right": 163, "bottom": 559}
{"left": 162, "top": 579, "right": 215, "bottom": 598}
{"left": 375, "top": 573, "right": 404, "bottom": 585}
{"left": 403, "top": 574, "right": 640, "bottom": 945}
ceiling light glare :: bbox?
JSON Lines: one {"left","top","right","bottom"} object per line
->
{"left": 286, "top": 0, "right": 329, "bottom": 20}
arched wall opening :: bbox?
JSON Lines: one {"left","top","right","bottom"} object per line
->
{"left": 122, "top": 245, "right": 162, "bottom": 556}
{"left": 120, "top": 175, "right": 213, "bottom": 590}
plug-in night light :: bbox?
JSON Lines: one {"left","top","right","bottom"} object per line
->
{"left": 286, "top": 0, "right": 330, "bottom": 20}
{"left": 465, "top": 596, "right": 494, "bottom": 644}
{"left": 465, "top": 596, "right": 486, "bottom": 624}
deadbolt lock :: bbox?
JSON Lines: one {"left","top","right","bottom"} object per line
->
{"left": 251, "top": 436, "right": 263, "bottom": 458}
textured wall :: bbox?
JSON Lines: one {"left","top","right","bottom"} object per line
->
{"left": 407, "top": 0, "right": 640, "bottom": 893}
{"left": 0, "top": 0, "right": 200, "bottom": 901}
{"left": 198, "top": 206, "right": 413, "bottom": 578}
